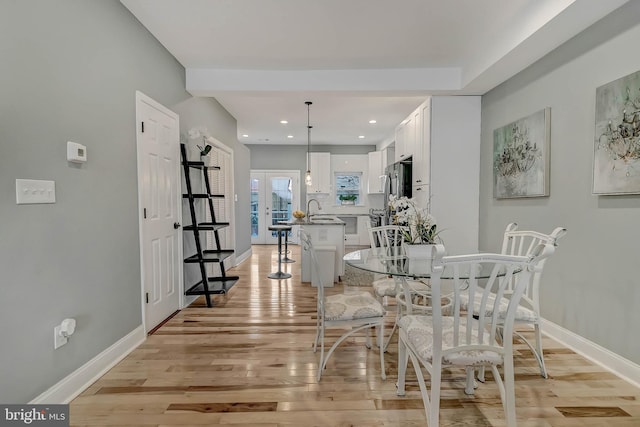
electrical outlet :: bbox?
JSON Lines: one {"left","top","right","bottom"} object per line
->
{"left": 54, "top": 325, "right": 68, "bottom": 349}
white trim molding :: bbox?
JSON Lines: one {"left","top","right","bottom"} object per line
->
{"left": 542, "top": 318, "right": 640, "bottom": 388}
{"left": 30, "top": 326, "right": 145, "bottom": 404}
{"left": 234, "top": 247, "right": 253, "bottom": 266}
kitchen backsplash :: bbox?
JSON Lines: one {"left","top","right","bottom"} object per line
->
{"left": 305, "top": 192, "right": 384, "bottom": 214}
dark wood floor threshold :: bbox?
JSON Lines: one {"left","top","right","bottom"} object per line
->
{"left": 147, "top": 309, "right": 180, "bottom": 335}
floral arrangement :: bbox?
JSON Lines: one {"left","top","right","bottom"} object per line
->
{"left": 388, "top": 195, "right": 441, "bottom": 244}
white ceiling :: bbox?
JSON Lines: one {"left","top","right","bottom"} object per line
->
{"left": 121, "top": 0, "right": 628, "bottom": 146}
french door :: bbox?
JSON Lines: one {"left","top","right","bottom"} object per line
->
{"left": 251, "top": 170, "right": 300, "bottom": 244}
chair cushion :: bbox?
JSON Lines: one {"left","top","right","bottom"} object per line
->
{"left": 459, "top": 293, "right": 538, "bottom": 323}
{"left": 373, "top": 279, "right": 430, "bottom": 298}
{"left": 325, "top": 291, "right": 385, "bottom": 321}
{"left": 372, "top": 278, "right": 396, "bottom": 297}
{"left": 398, "top": 315, "right": 503, "bottom": 366}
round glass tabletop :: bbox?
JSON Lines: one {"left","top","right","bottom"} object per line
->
{"left": 343, "top": 248, "right": 515, "bottom": 280}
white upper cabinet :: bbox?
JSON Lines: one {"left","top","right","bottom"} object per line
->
{"left": 381, "top": 145, "right": 394, "bottom": 170}
{"left": 394, "top": 109, "right": 418, "bottom": 162}
{"left": 307, "top": 152, "right": 331, "bottom": 193}
{"left": 412, "top": 100, "right": 431, "bottom": 187}
{"left": 367, "top": 151, "right": 385, "bottom": 194}
{"left": 394, "top": 122, "right": 406, "bottom": 162}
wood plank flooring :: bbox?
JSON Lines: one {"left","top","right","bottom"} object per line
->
{"left": 70, "top": 245, "right": 640, "bottom": 426}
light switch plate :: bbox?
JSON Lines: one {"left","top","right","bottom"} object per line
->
{"left": 16, "top": 179, "right": 56, "bottom": 204}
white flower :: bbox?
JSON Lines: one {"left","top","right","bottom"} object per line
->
{"left": 388, "top": 196, "right": 440, "bottom": 244}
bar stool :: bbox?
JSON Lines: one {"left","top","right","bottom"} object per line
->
{"left": 282, "top": 229, "right": 295, "bottom": 263}
{"left": 268, "top": 225, "right": 292, "bottom": 279}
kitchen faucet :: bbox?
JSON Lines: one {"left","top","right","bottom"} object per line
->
{"left": 306, "top": 198, "right": 322, "bottom": 218}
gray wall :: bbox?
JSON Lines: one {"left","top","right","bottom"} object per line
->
{"left": 480, "top": 2, "right": 640, "bottom": 364}
{"left": 0, "top": 0, "right": 248, "bottom": 403}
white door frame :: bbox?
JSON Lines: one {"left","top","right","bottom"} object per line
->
{"left": 251, "top": 169, "right": 301, "bottom": 245}
{"left": 135, "top": 91, "right": 183, "bottom": 333}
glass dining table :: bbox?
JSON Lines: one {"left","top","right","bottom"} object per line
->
{"left": 343, "top": 247, "right": 515, "bottom": 280}
{"left": 344, "top": 247, "right": 524, "bottom": 396}
{"left": 343, "top": 247, "right": 519, "bottom": 338}
{"left": 344, "top": 248, "right": 435, "bottom": 279}
{"left": 343, "top": 247, "right": 446, "bottom": 316}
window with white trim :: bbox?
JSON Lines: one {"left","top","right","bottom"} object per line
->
{"left": 335, "top": 173, "right": 362, "bottom": 205}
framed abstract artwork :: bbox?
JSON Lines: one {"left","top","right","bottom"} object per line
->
{"left": 593, "top": 69, "right": 640, "bottom": 195}
{"left": 493, "top": 108, "right": 550, "bottom": 199}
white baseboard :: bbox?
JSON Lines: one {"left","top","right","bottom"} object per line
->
{"left": 234, "top": 247, "right": 252, "bottom": 266}
{"left": 542, "top": 318, "right": 640, "bottom": 388}
{"left": 30, "top": 325, "right": 146, "bottom": 404}
{"left": 183, "top": 294, "right": 199, "bottom": 307}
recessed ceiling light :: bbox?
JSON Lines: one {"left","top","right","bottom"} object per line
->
{"left": 358, "top": 135, "right": 365, "bottom": 139}
{"left": 369, "top": 120, "right": 377, "bottom": 124}
{"left": 280, "top": 120, "right": 288, "bottom": 124}
{"left": 242, "top": 134, "right": 249, "bottom": 138}
{"left": 287, "top": 135, "right": 293, "bottom": 139}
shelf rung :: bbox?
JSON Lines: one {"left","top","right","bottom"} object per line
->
{"left": 183, "top": 222, "right": 230, "bottom": 231}
{"left": 182, "top": 193, "right": 226, "bottom": 199}
{"left": 183, "top": 161, "right": 221, "bottom": 170}
{"left": 184, "top": 249, "right": 235, "bottom": 263}
{"left": 185, "top": 277, "right": 239, "bottom": 295}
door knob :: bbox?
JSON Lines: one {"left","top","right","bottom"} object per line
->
{"left": 173, "top": 222, "right": 181, "bottom": 229}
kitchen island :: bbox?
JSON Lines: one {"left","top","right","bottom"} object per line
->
{"left": 281, "top": 216, "right": 345, "bottom": 285}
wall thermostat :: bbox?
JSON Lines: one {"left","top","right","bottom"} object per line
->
{"left": 67, "top": 141, "right": 87, "bottom": 163}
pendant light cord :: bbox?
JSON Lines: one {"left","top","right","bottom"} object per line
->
{"left": 305, "top": 101, "right": 313, "bottom": 186}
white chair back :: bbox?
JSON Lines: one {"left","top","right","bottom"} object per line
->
{"left": 500, "top": 222, "right": 567, "bottom": 312}
{"left": 368, "top": 224, "right": 407, "bottom": 257}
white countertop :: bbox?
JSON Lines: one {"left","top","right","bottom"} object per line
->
{"left": 281, "top": 216, "right": 345, "bottom": 226}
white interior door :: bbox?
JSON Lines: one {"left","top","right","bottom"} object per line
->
{"left": 204, "top": 140, "right": 235, "bottom": 276}
{"left": 251, "top": 170, "right": 300, "bottom": 244}
{"left": 136, "top": 91, "right": 182, "bottom": 332}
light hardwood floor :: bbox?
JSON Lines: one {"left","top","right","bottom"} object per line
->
{"left": 71, "top": 245, "right": 640, "bottom": 426}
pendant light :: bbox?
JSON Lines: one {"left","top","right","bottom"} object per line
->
{"left": 305, "top": 101, "right": 313, "bottom": 186}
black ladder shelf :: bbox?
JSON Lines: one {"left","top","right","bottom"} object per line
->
{"left": 180, "top": 143, "right": 239, "bottom": 307}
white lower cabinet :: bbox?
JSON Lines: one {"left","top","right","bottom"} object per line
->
{"left": 300, "top": 224, "right": 345, "bottom": 283}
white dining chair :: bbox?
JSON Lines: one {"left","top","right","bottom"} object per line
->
{"left": 463, "top": 222, "right": 567, "bottom": 379}
{"left": 366, "top": 221, "right": 430, "bottom": 350}
{"left": 300, "top": 231, "right": 386, "bottom": 382}
{"left": 396, "top": 243, "right": 555, "bottom": 427}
